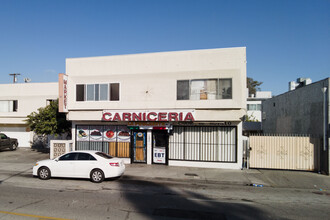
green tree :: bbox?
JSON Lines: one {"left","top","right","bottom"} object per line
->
{"left": 26, "top": 100, "right": 71, "bottom": 136}
{"left": 243, "top": 114, "right": 259, "bottom": 122}
{"left": 247, "top": 77, "right": 263, "bottom": 95}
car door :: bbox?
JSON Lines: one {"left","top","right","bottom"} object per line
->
{"left": 0, "top": 133, "right": 11, "bottom": 149}
{"left": 74, "top": 153, "right": 98, "bottom": 178}
{"left": 52, "top": 152, "right": 78, "bottom": 177}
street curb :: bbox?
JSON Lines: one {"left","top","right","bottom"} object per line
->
{"left": 120, "top": 175, "right": 253, "bottom": 187}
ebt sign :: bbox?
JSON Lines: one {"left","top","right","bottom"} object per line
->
{"left": 102, "top": 110, "right": 195, "bottom": 122}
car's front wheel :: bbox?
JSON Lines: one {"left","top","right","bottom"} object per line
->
{"left": 90, "top": 169, "right": 104, "bottom": 183}
{"left": 38, "top": 167, "right": 51, "bottom": 180}
{"left": 10, "top": 143, "right": 17, "bottom": 151}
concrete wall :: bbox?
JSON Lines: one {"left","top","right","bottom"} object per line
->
{"left": 262, "top": 78, "right": 330, "bottom": 174}
{"left": 262, "top": 78, "right": 329, "bottom": 136}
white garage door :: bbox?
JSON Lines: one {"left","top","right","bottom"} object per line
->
{"left": 0, "top": 126, "right": 31, "bottom": 148}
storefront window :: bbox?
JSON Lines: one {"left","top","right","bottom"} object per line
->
{"left": 76, "top": 125, "right": 130, "bottom": 158}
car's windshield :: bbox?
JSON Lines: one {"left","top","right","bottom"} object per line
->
{"left": 95, "top": 152, "right": 113, "bottom": 159}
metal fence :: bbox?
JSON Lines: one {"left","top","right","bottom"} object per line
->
{"left": 249, "top": 134, "right": 321, "bottom": 171}
{"left": 169, "top": 126, "right": 237, "bottom": 162}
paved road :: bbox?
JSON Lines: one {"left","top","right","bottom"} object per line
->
{"left": 1, "top": 176, "right": 329, "bottom": 220}
{"left": 0, "top": 148, "right": 329, "bottom": 220}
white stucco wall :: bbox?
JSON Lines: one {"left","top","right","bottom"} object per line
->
{"left": 247, "top": 100, "right": 262, "bottom": 122}
{"left": 65, "top": 47, "right": 247, "bottom": 119}
{"left": 0, "top": 82, "right": 58, "bottom": 147}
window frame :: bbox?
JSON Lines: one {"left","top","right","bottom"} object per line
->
{"left": 0, "top": 100, "right": 18, "bottom": 112}
{"left": 77, "top": 153, "right": 97, "bottom": 161}
{"left": 176, "top": 78, "right": 233, "bottom": 101}
{"left": 59, "top": 152, "right": 78, "bottom": 161}
{"left": 110, "top": 83, "right": 120, "bottom": 101}
{"left": 75, "top": 83, "right": 120, "bottom": 102}
{"left": 76, "top": 84, "right": 85, "bottom": 102}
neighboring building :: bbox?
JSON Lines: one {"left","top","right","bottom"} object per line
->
{"left": 247, "top": 91, "right": 272, "bottom": 122}
{"left": 60, "top": 47, "right": 247, "bottom": 169}
{"left": 262, "top": 78, "right": 329, "bottom": 174}
{"left": 0, "top": 82, "right": 58, "bottom": 147}
{"left": 243, "top": 91, "right": 272, "bottom": 135}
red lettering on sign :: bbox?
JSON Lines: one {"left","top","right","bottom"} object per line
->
{"left": 122, "top": 113, "right": 131, "bottom": 121}
{"left": 102, "top": 111, "right": 194, "bottom": 122}
{"left": 184, "top": 112, "right": 195, "bottom": 121}
{"left": 147, "top": 112, "right": 157, "bottom": 121}
{"left": 168, "top": 112, "right": 178, "bottom": 121}
{"left": 158, "top": 112, "right": 167, "bottom": 121}
{"left": 132, "top": 113, "right": 142, "bottom": 121}
{"left": 113, "top": 113, "right": 121, "bottom": 121}
{"left": 103, "top": 112, "right": 112, "bottom": 121}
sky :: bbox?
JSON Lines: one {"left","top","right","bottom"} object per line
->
{"left": 0, "top": 0, "right": 329, "bottom": 95}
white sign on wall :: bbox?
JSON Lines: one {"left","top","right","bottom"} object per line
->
{"left": 59, "top": 73, "right": 68, "bottom": 113}
{"left": 102, "top": 109, "right": 195, "bottom": 122}
{"left": 153, "top": 147, "right": 166, "bottom": 164}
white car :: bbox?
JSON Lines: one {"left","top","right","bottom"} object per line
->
{"left": 33, "top": 151, "right": 125, "bottom": 183}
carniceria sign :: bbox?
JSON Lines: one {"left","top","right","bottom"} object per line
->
{"left": 102, "top": 110, "right": 195, "bottom": 122}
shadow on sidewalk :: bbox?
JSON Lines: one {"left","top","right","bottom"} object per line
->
{"left": 119, "top": 176, "right": 271, "bottom": 219}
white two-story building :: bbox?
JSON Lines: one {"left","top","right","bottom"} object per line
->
{"left": 0, "top": 82, "right": 58, "bottom": 147}
{"left": 60, "top": 47, "right": 247, "bottom": 169}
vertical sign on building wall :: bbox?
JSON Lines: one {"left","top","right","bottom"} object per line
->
{"left": 59, "top": 73, "right": 68, "bottom": 113}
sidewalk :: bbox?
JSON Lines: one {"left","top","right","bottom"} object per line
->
{"left": 1, "top": 148, "right": 329, "bottom": 190}
{"left": 123, "top": 164, "right": 330, "bottom": 190}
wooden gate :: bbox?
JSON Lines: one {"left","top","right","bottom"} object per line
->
{"left": 249, "top": 135, "right": 321, "bottom": 171}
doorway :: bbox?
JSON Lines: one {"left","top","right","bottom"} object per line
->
{"left": 132, "top": 131, "right": 147, "bottom": 163}
{"left": 152, "top": 130, "right": 169, "bottom": 165}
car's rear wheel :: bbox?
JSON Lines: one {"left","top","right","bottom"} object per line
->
{"left": 10, "top": 143, "right": 17, "bottom": 151}
{"left": 38, "top": 167, "right": 51, "bottom": 180}
{"left": 90, "top": 169, "right": 104, "bottom": 183}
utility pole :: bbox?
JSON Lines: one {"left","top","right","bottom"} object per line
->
{"left": 9, "top": 73, "right": 21, "bottom": 83}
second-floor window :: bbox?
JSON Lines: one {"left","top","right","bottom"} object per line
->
{"left": 247, "top": 104, "right": 261, "bottom": 111}
{"left": 0, "top": 100, "right": 18, "bottom": 112}
{"left": 76, "top": 83, "right": 120, "bottom": 102}
{"left": 177, "top": 78, "right": 232, "bottom": 100}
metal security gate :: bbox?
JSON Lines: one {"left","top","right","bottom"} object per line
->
{"left": 249, "top": 135, "right": 321, "bottom": 171}
{"left": 169, "top": 126, "right": 237, "bottom": 162}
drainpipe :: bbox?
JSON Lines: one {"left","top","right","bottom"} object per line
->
{"left": 322, "top": 87, "right": 327, "bottom": 151}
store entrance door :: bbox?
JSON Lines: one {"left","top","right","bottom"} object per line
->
{"left": 152, "top": 130, "right": 169, "bottom": 165}
{"left": 132, "top": 131, "right": 147, "bottom": 163}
